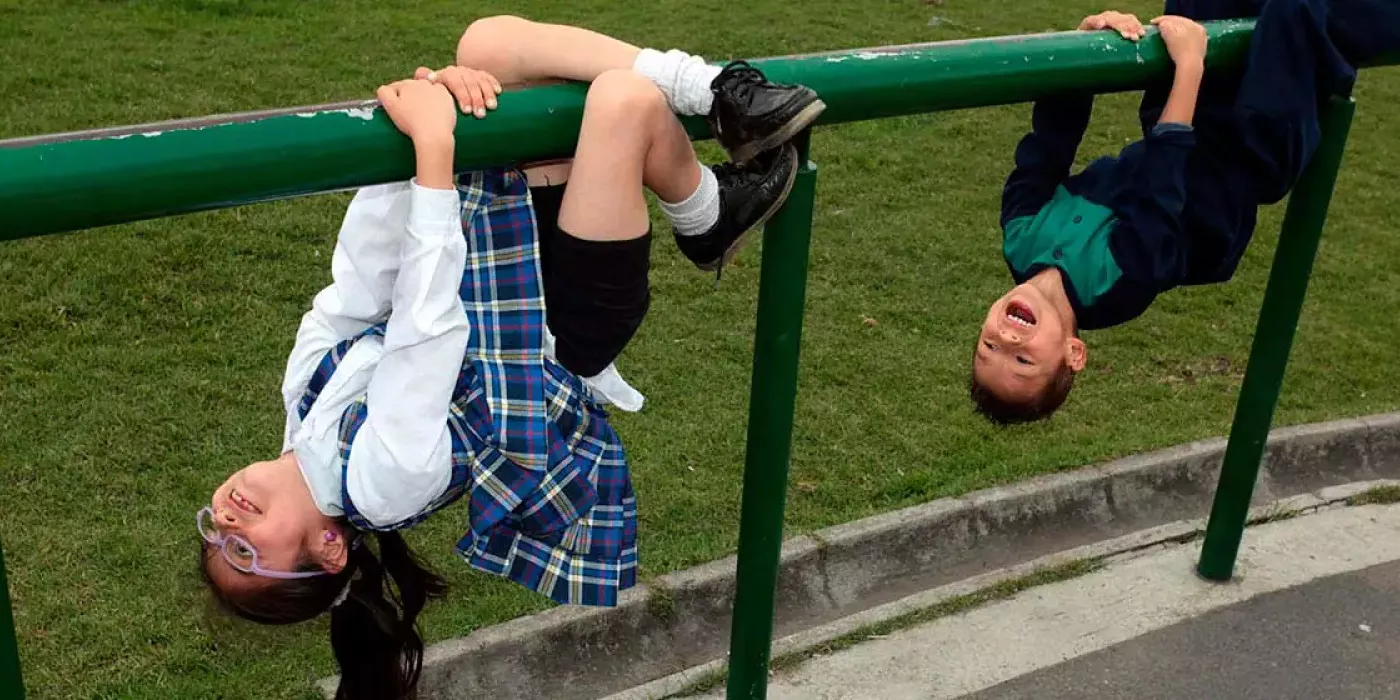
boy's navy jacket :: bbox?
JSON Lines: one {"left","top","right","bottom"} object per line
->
{"left": 1000, "top": 94, "right": 1219, "bottom": 331}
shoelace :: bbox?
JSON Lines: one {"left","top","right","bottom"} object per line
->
{"left": 713, "top": 250, "right": 729, "bottom": 289}
{"left": 710, "top": 160, "right": 750, "bottom": 182}
{"left": 716, "top": 60, "right": 766, "bottom": 105}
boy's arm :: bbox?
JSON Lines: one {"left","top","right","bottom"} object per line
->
{"left": 1002, "top": 11, "right": 1148, "bottom": 229}
{"left": 1000, "top": 94, "right": 1095, "bottom": 228}
{"left": 1111, "top": 18, "right": 1206, "bottom": 287}
{"left": 1155, "top": 19, "right": 1204, "bottom": 129}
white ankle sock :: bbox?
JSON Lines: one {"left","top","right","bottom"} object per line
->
{"left": 660, "top": 165, "right": 719, "bottom": 237}
{"left": 633, "top": 48, "right": 723, "bottom": 116}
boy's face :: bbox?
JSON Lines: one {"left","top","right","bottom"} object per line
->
{"left": 973, "top": 282, "right": 1087, "bottom": 402}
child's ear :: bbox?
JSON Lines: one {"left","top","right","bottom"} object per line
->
{"left": 314, "top": 529, "right": 351, "bottom": 574}
{"left": 1066, "top": 336, "right": 1088, "bottom": 372}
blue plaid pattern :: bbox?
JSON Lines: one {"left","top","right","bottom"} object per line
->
{"left": 298, "top": 169, "right": 637, "bottom": 607}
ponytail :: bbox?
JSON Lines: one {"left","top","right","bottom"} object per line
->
{"left": 201, "top": 530, "right": 447, "bottom": 700}
{"left": 329, "top": 532, "right": 447, "bottom": 700}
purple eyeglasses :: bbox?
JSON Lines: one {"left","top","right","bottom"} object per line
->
{"left": 197, "top": 506, "right": 329, "bottom": 580}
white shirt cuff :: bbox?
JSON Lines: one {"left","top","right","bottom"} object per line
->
{"left": 408, "top": 179, "right": 463, "bottom": 229}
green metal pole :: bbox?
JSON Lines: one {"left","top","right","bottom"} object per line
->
{"left": 1197, "top": 95, "right": 1356, "bottom": 581}
{"left": 0, "top": 537, "right": 25, "bottom": 700}
{"left": 725, "top": 133, "right": 817, "bottom": 700}
{"left": 3, "top": 21, "right": 1274, "bottom": 241}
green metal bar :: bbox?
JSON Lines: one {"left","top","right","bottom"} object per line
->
{"left": 0, "top": 537, "right": 24, "bottom": 700}
{"left": 0, "top": 20, "right": 1283, "bottom": 241}
{"left": 726, "top": 132, "right": 816, "bottom": 700}
{"left": 1197, "top": 95, "right": 1357, "bottom": 581}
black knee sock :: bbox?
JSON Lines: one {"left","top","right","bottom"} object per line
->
{"left": 544, "top": 229, "right": 652, "bottom": 378}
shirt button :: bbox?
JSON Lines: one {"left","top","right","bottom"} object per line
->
{"left": 1053, "top": 248, "right": 1064, "bottom": 259}
{"left": 1072, "top": 215, "right": 1083, "bottom": 224}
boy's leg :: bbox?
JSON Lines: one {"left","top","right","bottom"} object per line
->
{"left": 1129, "top": 0, "right": 1398, "bottom": 285}
{"left": 1144, "top": 0, "right": 1373, "bottom": 202}
{"left": 1232, "top": 0, "right": 1360, "bottom": 202}
{"left": 1327, "top": 0, "right": 1400, "bottom": 67}
{"left": 545, "top": 71, "right": 797, "bottom": 376}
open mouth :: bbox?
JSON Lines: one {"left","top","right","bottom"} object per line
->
{"left": 230, "top": 488, "right": 262, "bottom": 515}
{"left": 1006, "top": 300, "right": 1037, "bottom": 328}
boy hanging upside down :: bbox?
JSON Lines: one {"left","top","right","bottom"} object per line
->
{"left": 970, "top": 0, "right": 1399, "bottom": 425}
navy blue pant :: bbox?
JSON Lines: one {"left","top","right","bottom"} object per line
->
{"left": 1136, "top": 0, "right": 1400, "bottom": 283}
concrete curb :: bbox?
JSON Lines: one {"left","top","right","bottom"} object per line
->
{"left": 320, "top": 412, "right": 1400, "bottom": 700}
{"left": 659, "top": 481, "right": 1400, "bottom": 700}
{"left": 618, "top": 479, "right": 1400, "bottom": 700}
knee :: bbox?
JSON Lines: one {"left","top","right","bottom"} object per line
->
{"left": 457, "top": 15, "right": 529, "bottom": 69}
{"left": 584, "top": 70, "right": 670, "bottom": 125}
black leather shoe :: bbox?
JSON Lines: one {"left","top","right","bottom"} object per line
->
{"left": 675, "top": 143, "right": 799, "bottom": 281}
{"left": 707, "top": 61, "right": 826, "bottom": 164}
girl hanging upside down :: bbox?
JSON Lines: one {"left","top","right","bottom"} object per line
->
{"left": 196, "top": 16, "right": 825, "bottom": 700}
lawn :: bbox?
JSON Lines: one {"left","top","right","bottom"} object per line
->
{"left": 2, "top": 0, "right": 1399, "bottom": 698}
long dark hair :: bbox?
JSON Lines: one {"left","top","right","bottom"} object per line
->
{"left": 200, "top": 529, "right": 448, "bottom": 700}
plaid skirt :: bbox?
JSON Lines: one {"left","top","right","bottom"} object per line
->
{"left": 297, "top": 169, "right": 637, "bottom": 607}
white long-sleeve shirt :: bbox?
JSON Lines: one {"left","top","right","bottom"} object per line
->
{"left": 285, "top": 181, "right": 644, "bottom": 527}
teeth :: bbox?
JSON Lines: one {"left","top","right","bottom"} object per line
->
{"left": 233, "top": 490, "right": 254, "bottom": 512}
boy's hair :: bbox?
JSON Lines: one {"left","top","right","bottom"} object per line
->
{"left": 969, "top": 360, "right": 1077, "bottom": 425}
{"left": 201, "top": 529, "right": 447, "bottom": 700}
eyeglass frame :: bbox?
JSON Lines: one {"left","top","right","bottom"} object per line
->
{"left": 197, "top": 506, "right": 330, "bottom": 580}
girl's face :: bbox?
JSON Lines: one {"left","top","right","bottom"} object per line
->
{"left": 203, "top": 455, "right": 344, "bottom": 593}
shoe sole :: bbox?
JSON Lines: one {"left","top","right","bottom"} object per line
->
{"left": 726, "top": 99, "right": 828, "bottom": 166}
{"left": 696, "top": 144, "right": 801, "bottom": 273}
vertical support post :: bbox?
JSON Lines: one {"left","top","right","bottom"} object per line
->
{"left": 1198, "top": 95, "right": 1356, "bottom": 581}
{"left": 725, "top": 132, "right": 817, "bottom": 700}
{"left": 0, "top": 537, "right": 25, "bottom": 700}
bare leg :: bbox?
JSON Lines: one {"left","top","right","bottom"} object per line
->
{"left": 544, "top": 70, "right": 704, "bottom": 376}
{"left": 558, "top": 70, "right": 702, "bottom": 240}
{"left": 457, "top": 15, "right": 723, "bottom": 120}
{"left": 457, "top": 16, "right": 641, "bottom": 85}
{"left": 459, "top": 16, "right": 711, "bottom": 188}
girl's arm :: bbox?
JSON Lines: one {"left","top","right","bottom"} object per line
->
{"left": 279, "top": 78, "right": 464, "bottom": 444}
{"left": 342, "top": 80, "right": 471, "bottom": 528}
{"left": 280, "top": 184, "right": 414, "bottom": 441}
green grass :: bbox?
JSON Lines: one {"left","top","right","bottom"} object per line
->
{"left": 2, "top": 0, "right": 1399, "bottom": 697}
{"left": 1348, "top": 485, "right": 1400, "bottom": 506}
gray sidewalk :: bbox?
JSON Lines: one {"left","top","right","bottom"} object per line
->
{"left": 969, "top": 561, "right": 1400, "bottom": 700}
{"left": 683, "top": 501, "right": 1400, "bottom": 700}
